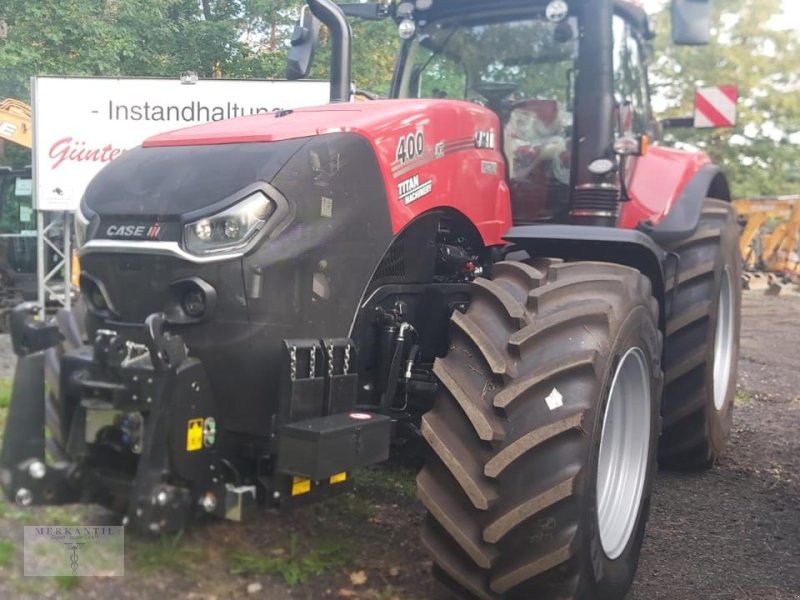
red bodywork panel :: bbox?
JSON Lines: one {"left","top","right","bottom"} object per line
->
{"left": 145, "top": 99, "right": 712, "bottom": 245}
{"left": 146, "top": 100, "right": 512, "bottom": 247}
{"left": 620, "top": 146, "right": 712, "bottom": 229}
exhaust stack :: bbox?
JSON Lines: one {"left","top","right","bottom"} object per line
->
{"left": 307, "top": 0, "right": 352, "bottom": 103}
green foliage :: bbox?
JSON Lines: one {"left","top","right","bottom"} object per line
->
{"left": 0, "top": 0, "right": 259, "bottom": 98}
{"left": 652, "top": 0, "right": 800, "bottom": 197}
{"left": 133, "top": 532, "right": 205, "bottom": 573}
{"left": 0, "top": 1, "right": 399, "bottom": 167}
{"left": 0, "top": 1, "right": 398, "bottom": 99}
{"left": 306, "top": 11, "right": 397, "bottom": 95}
{"left": 0, "top": 506, "right": 36, "bottom": 524}
{"left": 228, "top": 534, "right": 356, "bottom": 586}
{"left": 735, "top": 387, "right": 752, "bottom": 405}
{"left": 0, "top": 379, "right": 12, "bottom": 409}
{"left": 322, "top": 492, "right": 375, "bottom": 520}
{"left": 354, "top": 466, "right": 416, "bottom": 500}
{"left": 0, "top": 539, "right": 14, "bottom": 568}
{"left": 6, "top": 1, "right": 792, "bottom": 198}
{"left": 42, "top": 506, "right": 88, "bottom": 526}
{"left": 54, "top": 575, "right": 80, "bottom": 591}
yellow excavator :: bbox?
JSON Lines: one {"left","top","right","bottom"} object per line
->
{"left": 0, "top": 98, "right": 38, "bottom": 327}
{"left": 0, "top": 98, "right": 80, "bottom": 322}
{"left": 0, "top": 98, "right": 32, "bottom": 150}
{"left": 734, "top": 196, "right": 800, "bottom": 293}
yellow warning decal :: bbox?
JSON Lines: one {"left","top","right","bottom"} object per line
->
{"left": 330, "top": 472, "right": 347, "bottom": 485}
{"left": 187, "top": 419, "right": 204, "bottom": 452}
{"left": 292, "top": 477, "right": 312, "bottom": 496}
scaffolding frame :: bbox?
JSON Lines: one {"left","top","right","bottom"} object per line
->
{"left": 35, "top": 210, "right": 73, "bottom": 319}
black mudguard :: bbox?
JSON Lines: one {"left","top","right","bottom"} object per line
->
{"left": 647, "top": 164, "right": 732, "bottom": 245}
{"left": 504, "top": 225, "right": 668, "bottom": 330}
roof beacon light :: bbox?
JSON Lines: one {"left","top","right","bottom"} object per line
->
{"left": 546, "top": 0, "right": 569, "bottom": 23}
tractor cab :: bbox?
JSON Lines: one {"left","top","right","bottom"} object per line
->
{"left": 292, "top": 0, "right": 711, "bottom": 228}
{"left": 393, "top": 4, "right": 581, "bottom": 222}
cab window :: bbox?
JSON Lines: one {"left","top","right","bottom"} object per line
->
{"left": 612, "top": 15, "right": 652, "bottom": 135}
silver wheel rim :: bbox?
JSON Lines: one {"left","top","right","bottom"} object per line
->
{"left": 596, "top": 347, "right": 651, "bottom": 561}
{"left": 713, "top": 267, "right": 735, "bottom": 411}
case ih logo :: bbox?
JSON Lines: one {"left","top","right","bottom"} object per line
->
{"left": 106, "top": 224, "right": 162, "bottom": 239}
{"left": 474, "top": 129, "right": 496, "bottom": 150}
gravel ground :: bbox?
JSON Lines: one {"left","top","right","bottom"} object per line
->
{"left": 0, "top": 290, "right": 797, "bottom": 599}
{"left": 0, "top": 335, "right": 14, "bottom": 380}
{"left": 632, "top": 293, "right": 800, "bottom": 599}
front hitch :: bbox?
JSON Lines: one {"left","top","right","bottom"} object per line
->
{"left": 0, "top": 306, "right": 227, "bottom": 536}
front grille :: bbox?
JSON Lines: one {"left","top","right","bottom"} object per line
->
{"left": 373, "top": 241, "right": 405, "bottom": 282}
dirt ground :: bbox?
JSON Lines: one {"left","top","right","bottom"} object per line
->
{"left": 0, "top": 290, "right": 798, "bottom": 600}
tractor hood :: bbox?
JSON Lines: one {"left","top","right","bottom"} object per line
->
{"left": 81, "top": 137, "right": 309, "bottom": 219}
{"left": 142, "top": 100, "right": 442, "bottom": 148}
{"left": 81, "top": 99, "right": 508, "bottom": 248}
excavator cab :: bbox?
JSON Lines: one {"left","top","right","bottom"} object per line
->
{"left": 0, "top": 167, "right": 37, "bottom": 327}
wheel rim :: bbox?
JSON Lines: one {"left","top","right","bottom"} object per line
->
{"left": 596, "top": 347, "right": 651, "bottom": 560}
{"left": 713, "top": 267, "right": 735, "bottom": 411}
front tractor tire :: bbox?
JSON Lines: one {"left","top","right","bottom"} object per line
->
{"left": 659, "top": 199, "right": 742, "bottom": 469}
{"left": 418, "top": 260, "right": 662, "bottom": 600}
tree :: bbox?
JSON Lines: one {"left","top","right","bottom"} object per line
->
{"left": 0, "top": 0, "right": 261, "bottom": 165}
{"left": 651, "top": 0, "right": 800, "bottom": 197}
{"left": 0, "top": 0, "right": 399, "bottom": 166}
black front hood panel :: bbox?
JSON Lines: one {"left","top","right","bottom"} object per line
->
{"left": 80, "top": 133, "right": 395, "bottom": 436}
{"left": 82, "top": 138, "right": 309, "bottom": 219}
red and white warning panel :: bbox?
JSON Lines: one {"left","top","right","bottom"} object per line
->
{"left": 694, "top": 86, "right": 738, "bottom": 128}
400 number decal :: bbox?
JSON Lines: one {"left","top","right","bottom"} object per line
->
{"left": 396, "top": 131, "right": 425, "bottom": 164}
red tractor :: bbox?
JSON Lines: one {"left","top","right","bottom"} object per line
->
{"left": 1, "top": 0, "right": 740, "bottom": 598}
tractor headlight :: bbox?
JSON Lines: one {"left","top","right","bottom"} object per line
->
{"left": 184, "top": 191, "right": 275, "bottom": 256}
{"left": 74, "top": 205, "right": 91, "bottom": 248}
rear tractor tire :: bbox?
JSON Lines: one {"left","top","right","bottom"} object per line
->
{"left": 418, "top": 259, "right": 662, "bottom": 599}
{"left": 659, "top": 199, "right": 742, "bottom": 469}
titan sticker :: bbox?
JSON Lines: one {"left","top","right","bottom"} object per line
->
{"left": 398, "top": 174, "right": 433, "bottom": 205}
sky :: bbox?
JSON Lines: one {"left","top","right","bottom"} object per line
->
{"left": 782, "top": 0, "right": 800, "bottom": 25}
{"left": 642, "top": 0, "right": 800, "bottom": 28}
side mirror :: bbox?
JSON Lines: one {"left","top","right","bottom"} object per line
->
{"left": 286, "top": 6, "right": 322, "bottom": 80}
{"left": 671, "top": 0, "right": 711, "bottom": 46}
